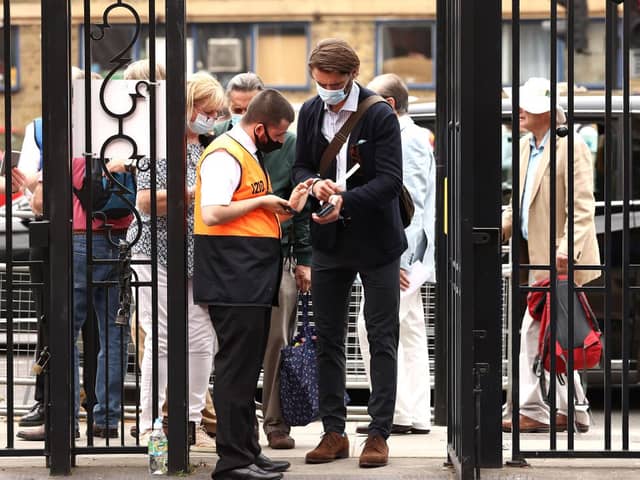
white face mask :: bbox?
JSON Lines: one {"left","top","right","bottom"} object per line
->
{"left": 316, "top": 82, "right": 348, "bottom": 106}
{"left": 230, "top": 113, "right": 243, "bottom": 127}
{"left": 188, "top": 112, "right": 215, "bottom": 134}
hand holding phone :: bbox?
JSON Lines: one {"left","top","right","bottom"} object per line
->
{"left": 316, "top": 202, "right": 335, "bottom": 217}
{"left": 0, "top": 150, "right": 20, "bottom": 172}
{"left": 280, "top": 203, "right": 299, "bottom": 215}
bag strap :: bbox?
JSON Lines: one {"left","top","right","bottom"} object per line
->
{"left": 300, "top": 292, "right": 312, "bottom": 338}
{"left": 318, "top": 95, "right": 387, "bottom": 177}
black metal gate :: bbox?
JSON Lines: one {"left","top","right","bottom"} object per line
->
{"left": 2, "top": 0, "right": 190, "bottom": 474}
{"left": 505, "top": 0, "right": 640, "bottom": 466}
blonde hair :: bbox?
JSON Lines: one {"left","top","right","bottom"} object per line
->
{"left": 124, "top": 59, "right": 166, "bottom": 81}
{"left": 186, "top": 72, "right": 224, "bottom": 120}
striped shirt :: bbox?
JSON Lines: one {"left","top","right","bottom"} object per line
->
{"left": 321, "top": 82, "right": 360, "bottom": 185}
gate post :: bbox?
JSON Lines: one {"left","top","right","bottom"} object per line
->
{"left": 41, "top": 0, "right": 73, "bottom": 474}
{"left": 166, "top": 0, "right": 189, "bottom": 473}
{"left": 461, "top": 0, "right": 503, "bottom": 467}
{"left": 442, "top": 0, "right": 503, "bottom": 476}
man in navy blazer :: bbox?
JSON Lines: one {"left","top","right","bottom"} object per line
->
{"left": 292, "top": 38, "right": 406, "bottom": 469}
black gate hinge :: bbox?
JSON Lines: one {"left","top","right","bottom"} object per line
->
{"left": 472, "top": 227, "right": 500, "bottom": 245}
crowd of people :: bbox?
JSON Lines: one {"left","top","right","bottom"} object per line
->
{"left": 6, "top": 38, "right": 604, "bottom": 480}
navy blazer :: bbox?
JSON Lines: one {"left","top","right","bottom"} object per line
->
{"left": 293, "top": 85, "right": 407, "bottom": 267}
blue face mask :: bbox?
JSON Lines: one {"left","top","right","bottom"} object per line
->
{"left": 188, "top": 113, "right": 215, "bottom": 134}
{"left": 316, "top": 82, "right": 348, "bottom": 106}
{"left": 230, "top": 113, "right": 243, "bottom": 127}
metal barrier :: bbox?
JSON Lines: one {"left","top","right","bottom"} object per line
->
{"left": 0, "top": 265, "right": 38, "bottom": 414}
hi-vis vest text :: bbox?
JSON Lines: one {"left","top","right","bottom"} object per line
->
{"left": 193, "top": 132, "right": 282, "bottom": 307}
{"left": 194, "top": 134, "right": 280, "bottom": 239}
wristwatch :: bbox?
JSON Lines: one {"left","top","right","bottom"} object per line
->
{"left": 124, "top": 158, "right": 135, "bottom": 173}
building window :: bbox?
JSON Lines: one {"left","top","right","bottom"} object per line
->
{"left": 376, "top": 21, "right": 434, "bottom": 88}
{"left": 82, "top": 22, "right": 309, "bottom": 88}
{"left": 194, "top": 23, "right": 252, "bottom": 87}
{"left": 565, "top": 20, "right": 606, "bottom": 87}
{"left": 502, "top": 21, "right": 552, "bottom": 85}
{"left": 502, "top": 19, "right": 611, "bottom": 89}
{"left": 0, "top": 26, "right": 20, "bottom": 92}
{"left": 254, "top": 24, "right": 308, "bottom": 88}
{"left": 194, "top": 22, "right": 309, "bottom": 89}
{"left": 82, "top": 24, "right": 194, "bottom": 79}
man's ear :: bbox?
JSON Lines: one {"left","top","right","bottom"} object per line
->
{"left": 386, "top": 97, "right": 396, "bottom": 111}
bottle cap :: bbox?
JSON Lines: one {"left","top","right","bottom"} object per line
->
{"left": 153, "top": 417, "right": 163, "bottom": 430}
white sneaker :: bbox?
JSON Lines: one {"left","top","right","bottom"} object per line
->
{"left": 190, "top": 425, "right": 216, "bottom": 453}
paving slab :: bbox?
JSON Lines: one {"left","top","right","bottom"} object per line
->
{"left": 2, "top": 417, "right": 640, "bottom": 478}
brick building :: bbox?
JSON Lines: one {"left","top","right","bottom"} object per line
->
{"left": 0, "top": 0, "right": 619, "bottom": 135}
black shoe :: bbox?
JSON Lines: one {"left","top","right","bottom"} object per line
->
{"left": 213, "top": 463, "right": 282, "bottom": 480}
{"left": 254, "top": 453, "right": 290, "bottom": 472}
{"left": 411, "top": 427, "right": 431, "bottom": 434}
{"left": 390, "top": 424, "right": 413, "bottom": 434}
{"left": 18, "top": 402, "right": 45, "bottom": 427}
{"left": 92, "top": 424, "right": 118, "bottom": 438}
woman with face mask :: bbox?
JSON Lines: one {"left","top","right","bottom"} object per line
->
{"left": 127, "top": 71, "right": 224, "bottom": 451}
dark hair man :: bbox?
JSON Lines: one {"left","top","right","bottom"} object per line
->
{"left": 292, "top": 38, "right": 407, "bottom": 468}
{"left": 194, "top": 89, "right": 312, "bottom": 480}
{"left": 215, "top": 73, "right": 311, "bottom": 450}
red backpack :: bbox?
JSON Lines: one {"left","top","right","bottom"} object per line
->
{"left": 527, "top": 276, "right": 602, "bottom": 376}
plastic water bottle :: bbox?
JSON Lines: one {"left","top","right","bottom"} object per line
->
{"left": 148, "top": 417, "right": 168, "bottom": 475}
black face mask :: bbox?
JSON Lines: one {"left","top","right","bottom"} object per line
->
{"left": 254, "top": 125, "right": 283, "bottom": 154}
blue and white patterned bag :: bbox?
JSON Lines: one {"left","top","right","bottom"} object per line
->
{"left": 279, "top": 293, "right": 319, "bottom": 426}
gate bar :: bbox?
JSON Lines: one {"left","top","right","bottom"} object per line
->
{"left": 42, "top": 0, "right": 74, "bottom": 473}
{"left": 166, "top": 0, "right": 189, "bottom": 473}
{"left": 2, "top": 0, "right": 16, "bottom": 450}
{"left": 602, "top": 2, "right": 615, "bottom": 449}
{"left": 622, "top": 0, "right": 631, "bottom": 450}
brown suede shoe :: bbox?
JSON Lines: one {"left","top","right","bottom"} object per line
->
{"left": 305, "top": 431, "right": 350, "bottom": 464}
{"left": 502, "top": 414, "right": 549, "bottom": 433}
{"left": 556, "top": 414, "right": 589, "bottom": 433}
{"left": 267, "top": 431, "right": 295, "bottom": 449}
{"left": 359, "top": 433, "right": 389, "bottom": 468}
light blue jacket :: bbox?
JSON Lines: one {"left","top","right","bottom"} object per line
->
{"left": 398, "top": 114, "right": 436, "bottom": 282}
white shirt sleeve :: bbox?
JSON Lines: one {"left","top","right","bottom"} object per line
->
{"left": 18, "top": 121, "right": 42, "bottom": 174}
{"left": 199, "top": 150, "right": 242, "bottom": 207}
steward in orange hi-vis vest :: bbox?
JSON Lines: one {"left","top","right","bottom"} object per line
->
{"left": 193, "top": 133, "right": 282, "bottom": 306}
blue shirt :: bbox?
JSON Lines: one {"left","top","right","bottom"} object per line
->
{"left": 521, "top": 130, "right": 550, "bottom": 240}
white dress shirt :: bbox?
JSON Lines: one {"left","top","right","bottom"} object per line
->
{"left": 320, "top": 82, "right": 360, "bottom": 185}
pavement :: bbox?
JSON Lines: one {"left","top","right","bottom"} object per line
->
{"left": 3, "top": 417, "right": 640, "bottom": 479}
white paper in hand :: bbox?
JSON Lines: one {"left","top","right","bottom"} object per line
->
{"left": 400, "top": 260, "right": 430, "bottom": 299}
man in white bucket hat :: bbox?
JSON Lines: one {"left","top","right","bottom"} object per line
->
{"left": 501, "top": 77, "right": 600, "bottom": 433}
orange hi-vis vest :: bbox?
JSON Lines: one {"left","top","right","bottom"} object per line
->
{"left": 193, "top": 132, "right": 282, "bottom": 306}
{"left": 194, "top": 134, "right": 280, "bottom": 239}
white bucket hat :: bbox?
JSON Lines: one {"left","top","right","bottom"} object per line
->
{"left": 517, "top": 77, "right": 566, "bottom": 124}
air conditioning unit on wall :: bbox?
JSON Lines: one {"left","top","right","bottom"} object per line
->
{"left": 207, "top": 38, "right": 243, "bottom": 73}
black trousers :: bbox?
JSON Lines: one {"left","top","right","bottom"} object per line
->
{"left": 312, "top": 252, "right": 400, "bottom": 439}
{"left": 209, "top": 305, "right": 270, "bottom": 476}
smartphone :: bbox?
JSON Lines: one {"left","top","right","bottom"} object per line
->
{"left": 316, "top": 202, "right": 335, "bottom": 217}
{"left": 0, "top": 150, "right": 20, "bottom": 172}
{"left": 281, "top": 203, "right": 299, "bottom": 215}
